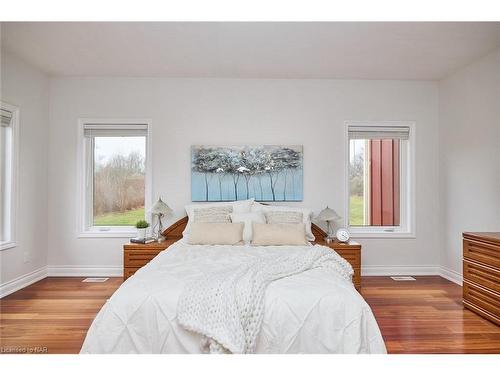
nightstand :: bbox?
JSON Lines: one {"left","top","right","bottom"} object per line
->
{"left": 316, "top": 239, "right": 362, "bottom": 290}
{"left": 123, "top": 239, "right": 176, "bottom": 280}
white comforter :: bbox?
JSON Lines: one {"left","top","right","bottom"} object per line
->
{"left": 80, "top": 241, "right": 386, "bottom": 354}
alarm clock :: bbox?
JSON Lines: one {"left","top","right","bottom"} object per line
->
{"left": 336, "top": 228, "right": 350, "bottom": 243}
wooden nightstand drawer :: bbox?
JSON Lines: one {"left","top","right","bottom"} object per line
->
{"left": 124, "top": 249, "right": 164, "bottom": 267}
{"left": 352, "top": 268, "right": 361, "bottom": 290}
{"left": 124, "top": 267, "right": 141, "bottom": 279}
{"left": 334, "top": 249, "right": 360, "bottom": 269}
{"left": 316, "top": 240, "right": 362, "bottom": 291}
{"left": 123, "top": 239, "right": 175, "bottom": 280}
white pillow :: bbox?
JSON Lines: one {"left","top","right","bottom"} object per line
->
{"left": 265, "top": 211, "right": 303, "bottom": 224}
{"left": 251, "top": 223, "right": 308, "bottom": 246}
{"left": 251, "top": 202, "right": 315, "bottom": 241}
{"left": 230, "top": 211, "right": 266, "bottom": 244}
{"left": 188, "top": 223, "right": 244, "bottom": 245}
{"left": 193, "top": 206, "right": 232, "bottom": 223}
{"left": 183, "top": 199, "right": 254, "bottom": 240}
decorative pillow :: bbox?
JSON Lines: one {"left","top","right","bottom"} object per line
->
{"left": 193, "top": 206, "right": 232, "bottom": 223}
{"left": 251, "top": 223, "right": 308, "bottom": 246}
{"left": 251, "top": 202, "right": 315, "bottom": 241}
{"left": 265, "top": 211, "right": 303, "bottom": 224}
{"left": 230, "top": 212, "right": 266, "bottom": 243}
{"left": 188, "top": 222, "right": 244, "bottom": 245}
{"left": 183, "top": 199, "right": 254, "bottom": 240}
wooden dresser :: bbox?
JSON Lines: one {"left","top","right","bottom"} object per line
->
{"left": 462, "top": 232, "right": 500, "bottom": 325}
{"left": 316, "top": 239, "right": 362, "bottom": 291}
{"left": 123, "top": 239, "right": 176, "bottom": 280}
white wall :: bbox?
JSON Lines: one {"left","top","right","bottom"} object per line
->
{"left": 47, "top": 78, "right": 440, "bottom": 273}
{"left": 0, "top": 50, "right": 49, "bottom": 287}
{"left": 439, "top": 49, "right": 500, "bottom": 278}
{"left": 1, "top": 42, "right": 496, "bottom": 290}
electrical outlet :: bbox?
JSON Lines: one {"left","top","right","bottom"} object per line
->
{"left": 23, "top": 251, "right": 31, "bottom": 263}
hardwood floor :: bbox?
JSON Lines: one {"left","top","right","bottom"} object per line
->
{"left": 1, "top": 276, "right": 499, "bottom": 354}
{"left": 362, "top": 276, "right": 500, "bottom": 353}
{"left": 0, "top": 277, "right": 122, "bottom": 354}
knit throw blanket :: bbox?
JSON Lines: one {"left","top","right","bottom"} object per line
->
{"left": 177, "top": 245, "right": 354, "bottom": 354}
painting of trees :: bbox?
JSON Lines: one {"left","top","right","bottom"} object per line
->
{"left": 191, "top": 147, "right": 220, "bottom": 201}
{"left": 191, "top": 145, "right": 303, "bottom": 202}
{"left": 276, "top": 148, "right": 302, "bottom": 200}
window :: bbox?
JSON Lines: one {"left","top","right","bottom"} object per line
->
{"left": 0, "top": 103, "right": 18, "bottom": 250}
{"left": 346, "top": 122, "right": 415, "bottom": 237}
{"left": 79, "top": 120, "right": 151, "bottom": 236}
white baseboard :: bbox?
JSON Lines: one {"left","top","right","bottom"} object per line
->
{"left": 439, "top": 266, "right": 463, "bottom": 285}
{"left": 362, "top": 265, "right": 440, "bottom": 276}
{"left": 0, "top": 265, "right": 122, "bottom": 298}
{"left": 47, "top": 265, "right": 123, "bottom": 277}
{"left": 362, "top": 264, "right": 462, "bottom": 286}
{"left": 0, "top": 263, "right": 463, "bottom": 299}
{"left": 0, "top": 266, "right": 48, "bottom": 298}
{"left": 45, "top": 264, "right": 462, "bottom": 284}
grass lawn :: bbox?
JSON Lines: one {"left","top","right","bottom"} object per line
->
{"left": 94, "top": 207, "right": 145, "bottom": 226}
{"left": 349, "top": 195, "right": 364, "bottom": 226}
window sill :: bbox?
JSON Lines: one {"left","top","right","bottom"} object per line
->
{"left": 78, "top": 229, "right": 137, "bottom": 238}
{"left": 349, "top": 231, "right": 415, "bottom": 239}
{"left": 0, "top": 241, "right": 18, "bottom": 251}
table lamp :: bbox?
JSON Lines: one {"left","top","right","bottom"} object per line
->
{"left": 150, "top": 197, "right": 173, "bottom": 242}
{"left": 316, "top": 206, "right": 341, "bottom": 243}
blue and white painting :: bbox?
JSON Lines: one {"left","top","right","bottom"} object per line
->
{"left": 191, "top": 145, "right": 303, "bottom": 202}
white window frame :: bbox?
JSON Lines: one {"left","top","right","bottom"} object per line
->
{"left": 344, "top": 121, "right": 416, "bottom": 238}
{"left": 77, "top": 118, "right": 152, "bottom": 238}
{"left": 0, "top": 102, "right": 19, "bottom": 250}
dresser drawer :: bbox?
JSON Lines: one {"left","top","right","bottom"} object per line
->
{"left": 463, "top": 239, "right": 500, "bottom": 269}
{"left": 463, "top": 301, "right": 500, "bottom": 326}
{"left": 463, "top": 281, "right": 500, "bottom": 319}
{"left": 124, "top": 249, "right": 163, "bottom": 267}
{"left": 463, "top": 259, "right": 500, "bottom": 294}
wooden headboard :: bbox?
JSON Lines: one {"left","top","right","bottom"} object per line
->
{"left": 162, "top": 216, "right": 327, "bottom": 240}
{"left": 162, "top": 216, "right": 189, "bottom": 239}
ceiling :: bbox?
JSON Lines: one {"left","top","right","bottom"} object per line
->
{"left": 2, "top": 22, "right": 500, "bottom": 80}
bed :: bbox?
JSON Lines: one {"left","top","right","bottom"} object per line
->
{"left": 81, "top": 213, "right": 386, "bottom": 354}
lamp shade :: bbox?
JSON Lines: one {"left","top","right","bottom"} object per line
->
{"left": 150, "top": 197, "right": 173, "bottom": 216}
{"left": 316, "top": 206, "right": 341, "bottom": 222}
